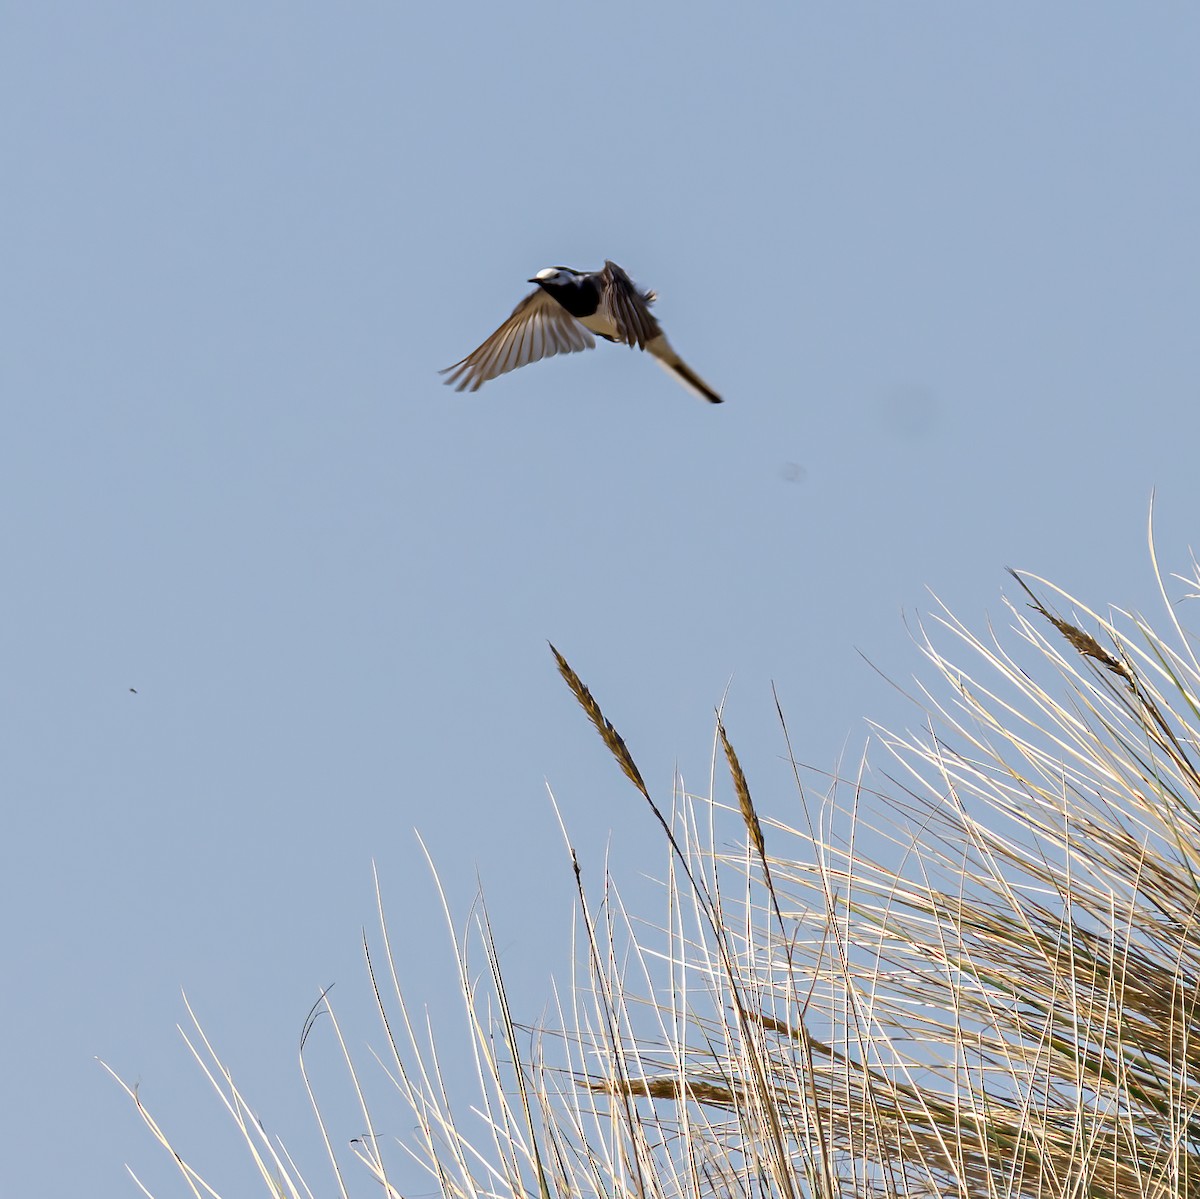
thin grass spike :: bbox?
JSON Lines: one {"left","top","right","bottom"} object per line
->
{"left": 549, "top": 642, "right": 650, "bottom": 801}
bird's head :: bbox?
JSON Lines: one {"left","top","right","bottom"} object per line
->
{"left": 529, "top": 267, "right": 579, "bottom": 288}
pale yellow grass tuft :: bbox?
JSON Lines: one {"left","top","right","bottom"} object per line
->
{"left": 107, "top": 536, "right": 1200, "bottom": 1199}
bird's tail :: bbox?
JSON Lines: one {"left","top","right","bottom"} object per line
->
{"left": 646, "top": 335, "right": 722, "bottom": 404}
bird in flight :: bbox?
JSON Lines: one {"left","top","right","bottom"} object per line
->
{"left": 440, "top": 261, "right": 722, "bottom": 403}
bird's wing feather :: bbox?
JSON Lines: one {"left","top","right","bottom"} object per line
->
{"left": 440, "top": 289, "right": 596, "bottom": 392}
{"left": 600, "top": 260, "right": 662, "bottom": 350}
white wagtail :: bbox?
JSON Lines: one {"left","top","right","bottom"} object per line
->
{"left": 440, "top": 260, "right": 722, "bottom": 403}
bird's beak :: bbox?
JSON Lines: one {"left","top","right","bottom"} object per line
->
{"left": 527, "top": 277, "right": 540, "bottom": 284}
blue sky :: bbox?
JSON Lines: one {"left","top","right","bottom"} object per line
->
{"left": 4, "top": 5, "right": 1200, "bottom": 1196}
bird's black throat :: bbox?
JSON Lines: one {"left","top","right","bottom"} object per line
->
{"left": 537, "top": 275, "right": 601, "bottom": 320}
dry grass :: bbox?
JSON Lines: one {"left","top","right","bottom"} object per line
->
{"left": 106, "top": 544, "right": 1200, "bottom": 1199}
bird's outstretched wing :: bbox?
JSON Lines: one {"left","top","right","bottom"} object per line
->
{"left": 599, "top": 260, "right": 662, "bottom": 350}
{"left": 440, "top": 289, "right": 595, "bottom": 392}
